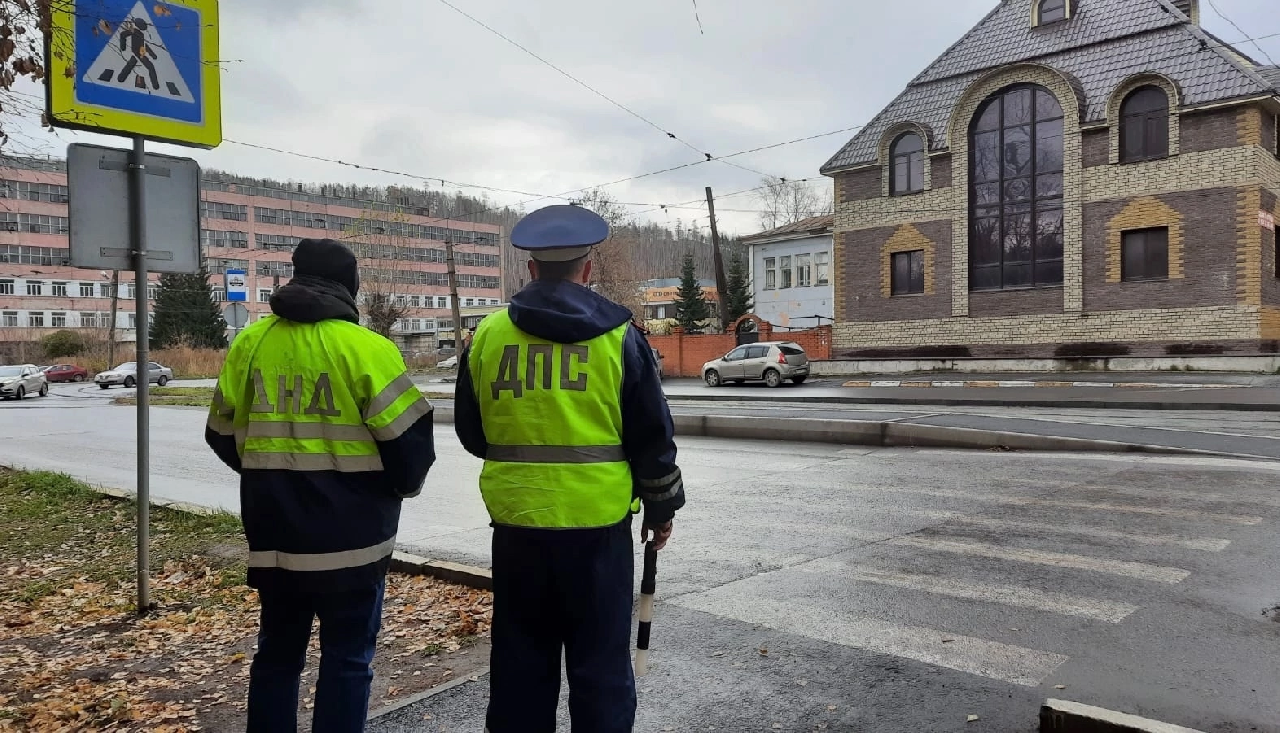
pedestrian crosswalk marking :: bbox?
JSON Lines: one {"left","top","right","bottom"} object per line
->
{"left": 799, "top": 560, "right": 1139, "bottom": 622}
{"left": 878, "top": 486, "right": 1263, "bottom": 525}
{"left": 939, "top": 515, "right": 1231, "bottom": 552}
{"left": 671, "top": 594, "right": 1068, "bottom": 687}
{"left": 891, "top": 536, "right": 1191, "bottom": 584}
{"left": 80, "top": 1, "right": 196, "bottom": 104}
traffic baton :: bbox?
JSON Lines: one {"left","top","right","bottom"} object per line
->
{"left": 634, "top": 540, "right": 658, "bottom": 676}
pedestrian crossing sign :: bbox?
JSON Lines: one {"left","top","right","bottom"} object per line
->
{"left": 46, "top": 0, "right": 222, "bottom": 148}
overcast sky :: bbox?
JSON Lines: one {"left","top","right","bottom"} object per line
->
{"left": 9, "top": 0, "right": 1279, "bottom": 235}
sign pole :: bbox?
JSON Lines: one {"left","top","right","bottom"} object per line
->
{"left": 129, "top": 134, "right": 152, "bottom": 615}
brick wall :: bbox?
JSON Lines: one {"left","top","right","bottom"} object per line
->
{"left": 1082, "top": 188, "right": 1236, "bottom": 312}
{"left": 839, "top": 167, "right": 882, "bottom": 203}
{"left": 647, "top": 319, "right": 832, "bottom": 377}
{"left": 1263, "top": 112, "right": 1278, "bottom": 157}
{"left": 930, "top": 155, "right": 952, "bottom": 190}
{"left": 969, "top": 287, "right": 1064, "bottom": 318}
{"left": 1082, "top": 129, "right": 1109, "bottom": 168}
{"left": 843, "top": 221, "right": 952, "bottom": 322}
{"left": 1180, "top": 108, "right": 1240, "bottom": 154}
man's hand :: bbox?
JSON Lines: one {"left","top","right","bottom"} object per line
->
{"left": 641, "top": 521, "right": 673, "bottom": 550}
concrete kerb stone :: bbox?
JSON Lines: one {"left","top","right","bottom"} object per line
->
{"left": 657, "top": 392, "right": 1280, "bottom": 412}
{"left": 1040, "top": 698, "right": 1206, "bottom": 733}
{"left": 367, "top": 665, "right": 490, "bottom": 721}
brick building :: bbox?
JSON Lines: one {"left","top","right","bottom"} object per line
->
{"left": 0, "top": 156, "right": 503, "bottom": 356}
{"left": 821, "top": 0, "right": 1280, "bottom": 359}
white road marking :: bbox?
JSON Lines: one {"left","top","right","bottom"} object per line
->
{"left": 882, "top": 486, "right": 1263, "bottom": 525}
{"left": 672, "top": 594, "right": 1068, "bottom": 687}
{"left": 799, "top": 560, "right": 1139, "bottom": 623}
{"left": 890, "top": 536, "right": 1191, "bottom": 584}
{"left": 941, "top": 515, "right": 1231, "bottom": 552}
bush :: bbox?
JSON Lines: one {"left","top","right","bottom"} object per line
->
{"left": 41, "top": 330, "right": 85, "bottom": 358}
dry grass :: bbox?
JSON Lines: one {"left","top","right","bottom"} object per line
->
{"left": 78, "top": 347, "right": 226, "bottom": 380}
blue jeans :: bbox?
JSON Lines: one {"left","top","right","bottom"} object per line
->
{"left": 247, "top": 581, "right": 385, "bottom": 733}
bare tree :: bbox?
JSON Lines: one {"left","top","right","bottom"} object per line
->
{"left": 572, "top": 189, "right": 645, "bottom": 317}
{"left": 754, "top": 176, "right": 834, "bottom": 231}
{"left": 1, "top": 1, "right": 76, "bottom": 153}
{"left": 346, "top": 210, "right": 410, "bottom": 339}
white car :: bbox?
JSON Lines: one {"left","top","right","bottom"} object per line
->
{"left": 438, "top": 355, "right": 459, "bottom": 369}
{"left": 0, "top": 364, "right": 49, "bottom": 400}
{"left": 95, "top": 361, "right": 174, "bottom": 389}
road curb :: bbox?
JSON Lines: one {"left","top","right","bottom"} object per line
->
{"left": 656, "top": 392, "right": 1280, "bottom": 412}
{"left": 433, "top": 407, "right": 1251, "bottom": 458}
{"left": 1040, "top": 698, "right": 1206, "bottom": 732}
{"left": 389, "top": 551, "right": 492, "bottom": 591}
{"left": 367, "top": 665, "right": 489, "bottom": 720}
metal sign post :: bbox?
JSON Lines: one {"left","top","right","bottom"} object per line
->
{"left": 129, "top": 137, "right": 152, "bottom": 613}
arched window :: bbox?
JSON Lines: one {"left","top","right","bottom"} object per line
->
{"left": 1038, "top": 0, "right": 1067, "bottom": 24}
{"left": 1119, "top": 86, "right": 1170, "bottom": 162}
{"left": 890, "top": 132, "right": 925, "bottom": 195}
{"left": 969, "top": 84, "right": 1064, "bottom": 291}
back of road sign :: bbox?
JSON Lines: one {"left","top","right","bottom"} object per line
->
{"left": 46, "top": 0, "right": 222, "bottom": 148}
{"left": 67, "top": 143, "right": 202, "bottom": 275}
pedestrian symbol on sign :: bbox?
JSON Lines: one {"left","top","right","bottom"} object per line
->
{"left": 80, "top": 1, "right": 196, "bottom": 105}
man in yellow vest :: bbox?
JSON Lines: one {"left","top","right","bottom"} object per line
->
{"left": 205, "top": 238, "right": 436, "bottom": 732}
{"left": 455, "top": 205, "right": 685, "bottom": 732}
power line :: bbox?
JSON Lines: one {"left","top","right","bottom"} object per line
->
{"left": 431, "top": 0, "right": 769, "bottom": 178}
{"left": 1203, "top": 0, "right": 1278, "bottom": 66}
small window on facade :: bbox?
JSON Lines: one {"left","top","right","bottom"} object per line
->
{"left": 1, "top": 311, "right": 15, "bottom": 327}
{"left": 1120, "top": 86, "right": 1170, "bottom": 162}
{"left": 1121, "top": 228, "right": 1169, "bottom": 282}
{"left": 28, "top": 312, "right": 45, "bottom": 328}
{"left": 51, "top": 312, "right": 66, "bottom": 328}
{"left": 764, "top": 257, "right": 777, "bottom": 290}
{"left": 891, "top": 132, "right": 925, "bottom": 195}
{"left": 0, "top": 279, "right": 12, "bottom": 295}
{"left": 51, "top": 282, "right": 67, "bottom": 297}
{"left": 891, "top": 250, "right": 925, "bottom": 295}
{"left": 1038, "top": 0, "right": 1067, "bottom": 24}
{"left": 796, "top": 253, "right": 813, "bottom": 287}
{"left": 815, "top": 252, "right": 830, "bottom": 286}
{"left": 26, "top": 280, "right": 43, "bottom": 296}
{"left": 79, "top": 282, "right": 95, "bottom": 297}
{"left": 780, "top": 256, "right": 793, "bottom": 289}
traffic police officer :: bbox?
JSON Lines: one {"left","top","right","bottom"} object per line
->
{"left": 205, "top": 238, "right": 436, "bottom": 733}
{"left": 455, "top": 205, "right": 685, "bottom": 733}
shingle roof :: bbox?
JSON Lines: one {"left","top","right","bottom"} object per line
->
{"left": 821, "top": 0, "right": 1279, "bottom": 173}
{"left": 741, "top": 214, "right": 835, "bottom": 244}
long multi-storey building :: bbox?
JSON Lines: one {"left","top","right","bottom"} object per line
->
{"left": 0, "top": 156, "right": 504, "bottom": 356}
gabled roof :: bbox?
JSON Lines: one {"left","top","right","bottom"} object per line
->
{"left": 741, "top": 214, "right": 835, "bottom": 244}
{"left": 822, "top": 0, "right": 1279, "bottom": 174}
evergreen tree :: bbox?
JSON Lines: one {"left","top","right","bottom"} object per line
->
{"left": 150, "top": 268, "right": 229, "bottom": 349}
{"left": 674, "top": 253, "right": 711, "bottom": 334}
{"left": 724, "top": 250, "right": 753, "bottom": 323}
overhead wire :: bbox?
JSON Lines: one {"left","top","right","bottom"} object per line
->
{"left": 1203, "top": 0, "right": 1278, "bottom": 66}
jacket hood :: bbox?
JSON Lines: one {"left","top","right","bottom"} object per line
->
{"left": 269, "top": 275, "right": 360, "bottom": 324}
{"left": 508, "top": 280, "right": 632, "bottom": 343}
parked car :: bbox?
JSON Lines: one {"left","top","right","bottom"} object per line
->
{"left": 95, "top": 361, "right": 174, "bottom": 389}
{"left": 651, "top": 347, "right": 664, "bottom": 380}
{"left": 0, "top": 364, "right": 49, "bottom": 400}
{"left": 43, "top": 364, "right": 90, "bottom": 383}
{"left": 438, "top": 355, "right": 459, "bottom": 369}
{"left": 702, "top": 342, "right": 810, "bottom": 388}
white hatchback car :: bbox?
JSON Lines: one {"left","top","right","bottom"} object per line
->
{"left": 702, "top": 342, "right": 810, "bottom": 388}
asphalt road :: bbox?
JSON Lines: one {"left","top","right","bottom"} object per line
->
{"left": 2, "top": 395, "right": 1279, "bottom": 731}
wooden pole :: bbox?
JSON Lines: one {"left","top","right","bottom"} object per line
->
{"left": 704, "top": 187, "right": 730, "bottom": 332}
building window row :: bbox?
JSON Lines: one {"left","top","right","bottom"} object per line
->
{"left": 0, "top": 212, "right": 70, "bottom": 235}
{"left": 762, "top": 250, "right": 831, "bottom": 291}
{"left": 201, "top": 229, "right": 250, "bottom": 248}
{"left": 207, "top": 258, "right": 249, "bottom": 274}
{"left": 0, "top": 244, "right": 70, "bottom": 266}
{"left": 0, "top": 179, "right": 69, "bottom": 203}
{"left": 201, "top": 201, "right": 249, "bottom": 222}
{"left": 252, "top": 206, "right": 496, "bottom": 245}
{"left": 0, "top": 310, "right": 134, "bottom": 328}
{"left": 256, "top": 234, "right": 302, "bottom": 252}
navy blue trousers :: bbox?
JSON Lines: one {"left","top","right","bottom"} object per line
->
{"left": 247, "top": 580, "right": 384, "bottom": 733}
{"left": 486, "top": 519, "right": 637, "bottom": 733}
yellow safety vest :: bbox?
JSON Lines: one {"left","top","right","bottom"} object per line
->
{"left": 468, "top": 309, "right": 636, "bottom": 528}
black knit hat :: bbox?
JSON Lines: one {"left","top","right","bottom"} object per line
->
{"left": 292, "top": 238, "right": 360, "bottom": 297}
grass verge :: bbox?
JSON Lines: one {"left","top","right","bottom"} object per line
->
{"left": 113, "top": 386, "right": 453, "bottom": 407}
{"left": 0, "top": 469, "right": 491, "bottom": 731}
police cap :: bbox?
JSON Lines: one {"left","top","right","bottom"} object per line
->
{"left": 510, "top": 205, "right": 609, "bottom": 262}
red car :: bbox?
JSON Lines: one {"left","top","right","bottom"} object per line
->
{"left": 43, "top": 364, "right": 90, "bottom": 383}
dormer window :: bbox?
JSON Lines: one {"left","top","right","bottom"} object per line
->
{"left": 890, "top": 132, "right": 925, "bottom": 195}
{"left": 1037, "top": 0, "right": 1067, "bottom": 24}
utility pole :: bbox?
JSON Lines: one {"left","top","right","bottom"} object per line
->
{"left": 445, "top": 239, "right": 463, "bottom": 351}
{"left": 704, "top": 187, "right": 731, "bottom": 332}
{"left": 129, "top": 135, "right": 153, "bottom": 615}
{"left": 107, "top": 270, "right": 120, "bottom": 367}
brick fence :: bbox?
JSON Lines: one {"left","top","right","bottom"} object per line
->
{"left": 646, "top": 316, "right": 832, "bottom": 378}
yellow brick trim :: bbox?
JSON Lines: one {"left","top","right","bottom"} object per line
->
{"left": 1238, "top": 186, "right": 1263, "bottom": 306}
{"left": 946, "top": 64, "right": 1084, "bottom": 317}
{"left": 880, "top": 224, "right": 937, "bottom": 297}
{"left": 1261, "top": 307, "right": 1280, "bottom": 340}
{"left": 1105, "top": 74, "right": 1182, "bottom": 165}
{"left": 1238, "top": 107, "right": 1263, "bottom": 148}
{"left": 1083, "top": 147, "right": 1257, "bottom": 202}
{"left": 832, "top": 306, "right": 1261, "bottom": 349}
{"left": 1104, "top": 197, "right": 1185, "bottom": 283}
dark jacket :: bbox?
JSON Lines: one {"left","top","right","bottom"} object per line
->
{"left": 205, "top": 276, "right": 436, "bottom": 592}
{"left": 455, "top": 279, "right": 684, "bottom": 525}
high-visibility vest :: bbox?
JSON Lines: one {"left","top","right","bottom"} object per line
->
{"left": 209, "top": 315, "right": 428, "bottom": 473}
{"left": 468, "top": 309, "right": 635, "bottom": 528}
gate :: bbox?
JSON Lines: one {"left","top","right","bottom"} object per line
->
{"left": 735, "top": 319, "right": 759, "bottom": 345}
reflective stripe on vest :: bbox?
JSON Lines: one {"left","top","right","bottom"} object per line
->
{"left": 247, "top": 536, "right": 397, "bottom": 572}
{"left": 470, "top": 309, "right": 634, "bottom": 529}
